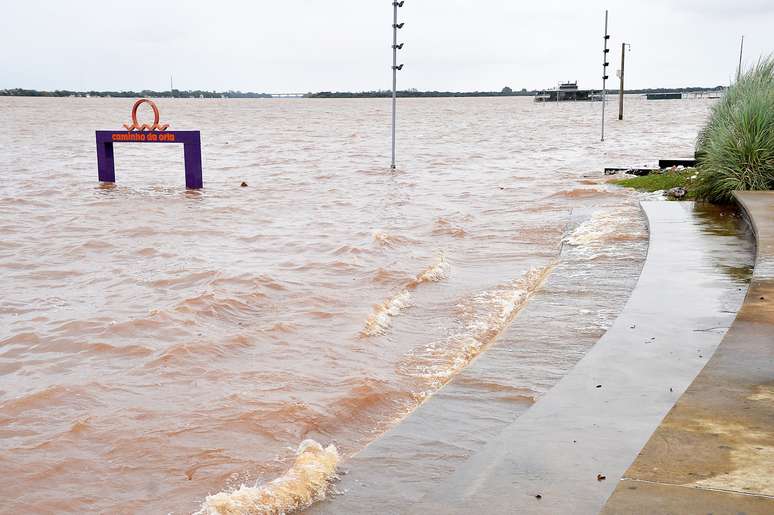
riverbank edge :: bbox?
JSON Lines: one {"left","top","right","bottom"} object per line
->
{"left": 406, "top": 201, "right": 752, "bottom": 514}
{"left": 602, "top": 191, "right": 774, "bottom": 514}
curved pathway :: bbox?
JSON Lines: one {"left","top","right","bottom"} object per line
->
{"left": 603, "top": 192, "right": 774, "bottom": 514}
{"left": 409, "top": 201, "right": 752, "bottom": 514}
{"left": 304, "top": 200, "right": 756, "bottom": 514}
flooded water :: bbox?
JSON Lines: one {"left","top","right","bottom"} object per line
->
{"left": 0, "top": 96, "right": 716, "bottom": 514}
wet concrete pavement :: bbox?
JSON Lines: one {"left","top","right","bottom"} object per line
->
{"left": 408, "top": 202, "right": 753, "bottom": 514}
{"left": 603, "top": 192, "right": 774, "bottom": 514}
{"left": 305, "top": 207, "right": 649, "bottom": 514}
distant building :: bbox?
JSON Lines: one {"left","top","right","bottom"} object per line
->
{"left": 534, "top": 82, "right": 600, "bottom": 102}
{"left": 646, "top": 92, "right": 682, "bottom": 100}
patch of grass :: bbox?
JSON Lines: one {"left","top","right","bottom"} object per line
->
{"left": 614, "top": 168, "right": 698, "bottom": 199}
{"left": 694, "top": 56, "right": 774, "bottom": 203}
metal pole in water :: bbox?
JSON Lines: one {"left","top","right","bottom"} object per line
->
{"left": 391, "top": 1, "right": 405, "bottom": 170}
{"left": 601, "top": 10, "right": 610, "bottom": 141}
{"left": 737, "top": 35, "right": 745, "bottom": 81}
{"left": 618, "top": 43, "right": 629, "bottom": 120}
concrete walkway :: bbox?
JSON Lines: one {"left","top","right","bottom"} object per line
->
{"left": 306, "top": 205, "right": 653, "bottom": 515}
{"left": 409, "top": 202, "right": 752, "bottom": 514}
{"left": 603, "top": 192, "right": 774, "bottom": 514}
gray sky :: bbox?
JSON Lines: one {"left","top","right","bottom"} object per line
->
{"left": 2, "top": 0, "right": 772, "bottom": 92}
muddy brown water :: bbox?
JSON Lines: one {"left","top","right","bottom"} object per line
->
{"left": 0, "top": 96, "right": 723, "bottom": 513}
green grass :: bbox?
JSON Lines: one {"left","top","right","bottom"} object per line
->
{"left": 694, "top": 56, "right": 774, "bottom": 203}
{"left": 614, "top": 169, "right": 697, "bottom": 199}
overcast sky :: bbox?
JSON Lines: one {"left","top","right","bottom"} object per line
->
{"left": 1, "top": 0, "right": 773, "bottom": 92}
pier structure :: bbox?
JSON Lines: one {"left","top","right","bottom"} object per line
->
{"left": 646, "top": 92, "right": 683, "bottom": 100}
{"left": 268, "top": 93, "right": 306, "bottom": 98}
{"left": 534, "top": 82, "right": 599, "bottom": 102}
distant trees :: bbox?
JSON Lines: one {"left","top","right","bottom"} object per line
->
{"left": 0, "top": 88, "right": 272, "bottom": 98}
{"left": 307, "top": 89, "right": 538, "bottom": 99}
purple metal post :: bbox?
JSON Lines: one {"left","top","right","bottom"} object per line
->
{"left": 95, "top": 130, "right": 203, "bottom": 189}
{"left": 182, "top": 134, "right": 203, "bottom": 189}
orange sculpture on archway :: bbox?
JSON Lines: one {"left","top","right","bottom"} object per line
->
{"left": 123, "top": 98, "right": 170, "bottom": 131}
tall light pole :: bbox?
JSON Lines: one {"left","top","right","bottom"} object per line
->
{"left": 618, "top": 43, "right": 630, "bottom": 120}
{"left": 601, "top": 10, "right": 610, "bottom": 142}
{"left": 391, "top": 1, "right": 405, "bottom": 170}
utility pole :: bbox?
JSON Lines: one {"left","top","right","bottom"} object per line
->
{"left": 737, "top": 35, "right": 745, "bottom": 81}
{"left": 170, "top": 74, "right": 174, "bottom": 97}
{"left": 601, "top": 10, "right": 610, "bottom": 141}
{"left": 391, "top": 1, "right": 405, "bottom": 170}
{"left": 618, "top": 43, "right": 630, "bottom": 120}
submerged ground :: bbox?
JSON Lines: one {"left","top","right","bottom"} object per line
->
{"left": 0, "top": 95, "right": 720, "bottom": 513}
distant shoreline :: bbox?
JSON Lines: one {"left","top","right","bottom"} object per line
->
{"left": 307, "top": 86, "right": 725, "bottom": 98}
{"left": 0, "top": 88, "right": 271, "bottom": 99}
{"left": 0, "top": 86, "right": 726, "bottom": 99}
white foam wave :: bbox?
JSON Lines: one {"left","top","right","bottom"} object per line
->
{"left": 361, "top": 290, "right": 413, "bottom": 336}
{"left": 195, "top": 440, "right": 339, "bottom": 515}
{"left": 563, "top": 207, "right": 647, "bottom": 249}
{"left": 410, "top": 255, "right": 450, "bottom": 286}
{"left": 372, "top": 231, "right": 415, "bottom": 248}
{"left": 361, "top": 256, "right": 450, "bottom": 337}
{"left": 401, "top": 264, "right": 554, "bottom": 387}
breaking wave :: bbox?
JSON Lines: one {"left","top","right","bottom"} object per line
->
{"left": 550, "top": 187, "right": 608, "bottom": 199}
{"left": 400, "top": 264, "right": 554, "bottom": 388}
{"left": 196, "top": 440, "right": 340, "bottom": 515}
{"left": 372, "top": 231, "right": 416, "bottom": 248}
{"left": 432, "top": 218, "right": 466, "bottom": 238}
{"left": 563, "top": 208, "right": 647, "bottom": 249}
{"left": 361, "top": 290, "right": 413, "bottom": 337}
{"left": 361, "top": 256, "right": 450, "bottom": 337}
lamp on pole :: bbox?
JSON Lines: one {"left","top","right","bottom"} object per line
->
{"left": 618, "top": 43, "right": 631, "bottom": 120}
{"left": 391, "top": 1, "right": 405, "bottom": 170}
{"left": 601, "top": 10, "right": 610, "bottom": 142}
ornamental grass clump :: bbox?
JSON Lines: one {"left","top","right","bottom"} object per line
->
{"left": 695, "top": 56, "right": 774, "bottom": 203}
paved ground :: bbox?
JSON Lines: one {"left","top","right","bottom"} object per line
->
{"left": 305, "top": 201, "right": 754, "bottom": 514}
{"left": 408, "top": 202, "right": 753, "bottom": 514}
{"left": 603, "top": 192, "right": 774, "bottom": 515}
